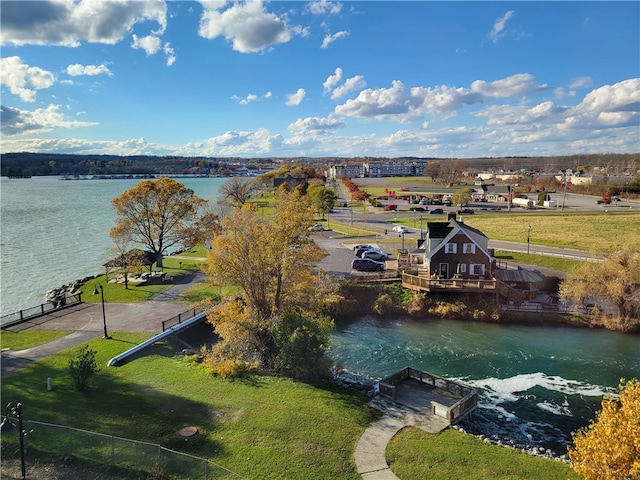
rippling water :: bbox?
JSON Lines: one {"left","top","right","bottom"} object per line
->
{"left": 1, "top": 176, "right": 226, "bottom": 315}
{"left": 330, "top": 316, "right": 640, "bottom": 452}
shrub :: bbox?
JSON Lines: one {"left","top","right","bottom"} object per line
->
{"left": 373, "top": 293, "right": 395, "bottom": 315}
{"left": 68, "top": 346, "right": 99, "bottom": 393}
{"left": 202, "top": 356, "right": 251, "bottom": 379}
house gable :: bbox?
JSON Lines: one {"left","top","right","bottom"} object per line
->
{"left": 422, "top": 219, "right": 493, "bottom": 279}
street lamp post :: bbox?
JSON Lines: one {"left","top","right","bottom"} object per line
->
{"left": 93, "top": 284, "right": 110, "bottom": 339}
{"left": 1, "top": 402, "right": 26, "bottom": 480}
{"left": 399, "top": 232, "right": 405, "bottom": 253}
{"left": 527, "top": 225, "right": 532, "bottom": 255}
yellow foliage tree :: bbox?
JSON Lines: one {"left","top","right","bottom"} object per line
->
{"left": 203, "top": 189, "right": 326, "bottom": 370}
{"left": 560, "top": 245, "right": 640, "bottom": 331}
{"left": 568, "top": 378, "right": 640, "bottom": 480}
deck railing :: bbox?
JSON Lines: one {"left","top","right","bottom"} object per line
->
{"left": 402, "top": 272, "right": 496, "bottom": 292}
{"left": 379, "top": 366, "right": 478, "bottom": 425}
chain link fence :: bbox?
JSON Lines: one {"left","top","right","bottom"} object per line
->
{"left": 3, "top": 418, "right": 243, "bottom": 479}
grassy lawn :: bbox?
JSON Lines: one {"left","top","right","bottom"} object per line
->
{"left": 1, "top": 334, "right": 379, "bottom": 479}
{"left": 81, "top": 254, "right": 206, "bottom": 304}
{"left": 387, "top": 427, "right": 581, "bottom": 480}
{"left": 0, "top": 329, "right": 72, "bottom": 351}
{"left": 463, "top": 213, "right": 640, "bottom": 253}
{"left": 493, "top": 250, "right": 584, "bottom": 273}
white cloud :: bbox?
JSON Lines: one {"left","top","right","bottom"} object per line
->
{"left": 0, "top": 0, "right": 168, "bottom": 46}
{"left": 285, "top": 88, "right": 306, "bottom": 106}
{"left": 197, "top": 128, "right": 281, "bottom": 155}
{"left": 66, "top": 63, "right": 113, "bottom": 77}
{"left": 331, "top": 75, "right": 365, "bottom": 99}
{"left": 0, "top": 56, "right": 55, "bottom": 102}
{"left": 163, "top": 42, "right": 176, "bottom": 66}
{"left": 132, "top": 34, "right": 162, "bottom": 55}
{"left": 131, "top": 34, "right": 176, "bottom": 65}
{"left": 198, "top": 0, "right": 296, "bottom": 53}
{"left": 306, "top": 1, "right": 343, "bottom": 16}
{"left": 561, "top": 78, "right": 640, "bottom": 129}
{"left": 335, "top": 74, "right": 548, "bottom": 122}
{"left": 288, "top": 114, "right": 344, "bottom": 135}
{"left": 321, "top": 30, "right": 349, "bottom": 49}
{"left": 570, "top": 76, "right": 593, "bottom": 89}
{"left": 1, "top": 104, "right": 97, "bottom": 136}
{"left": 489, "top": 10, "right": 514, "bottom": 44}
{"left": 232, "top": 91, "right": 272, "bottom": 104}
{"left": 323, "top": 67, "right": 343, "bottom": 93}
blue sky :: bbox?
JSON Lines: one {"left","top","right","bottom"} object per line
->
{"left": 1, "top": 1, "right": 639, "bottom": 158}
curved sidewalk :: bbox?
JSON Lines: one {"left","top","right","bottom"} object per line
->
{"left": 354, "top": 393, "right": 451, "bottom": 479}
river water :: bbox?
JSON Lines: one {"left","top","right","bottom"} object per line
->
{"left": 2, "top": 176, "right": 638, "bottom": 453}
{"left": 330, "top": 316, "right": 639, "bottom": 452}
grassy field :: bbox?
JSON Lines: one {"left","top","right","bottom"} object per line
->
{"left": 463, "top": 213, "right": 639, "bottom": 253}
{"left": 387, "top": 428, "right": 580, "bottom": 480}
{"left": 0, "top": 329, "right": 72, "bottom": 351}
{"left": 81, "top": 254, "right": 205, "bottom": 304}
{"left": 0, "top": 334, "right": 378, "bottom": 479}
{"left": 0, "top": 335, "right": 583, "bottom": 479}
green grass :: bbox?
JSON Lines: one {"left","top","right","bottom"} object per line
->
{"left": 0, "top": 329, "right": 72, "bottom": 351}
{"left": 464, "top": 213, "right": 640, "bottom": 253}
{"left": 174, "top": 245, "right": 208, "bottom": 257}
{"left": 387, "top": 427, "right": 581, "bottom": 480}
{"left": 82, "top": 255, "right": 205, "bottom": 304}
{"left": 494, "top": 250, "right": 584, "bottom": 273}
{"left": 1, "top": 334, "right": 379, "bottom": 479}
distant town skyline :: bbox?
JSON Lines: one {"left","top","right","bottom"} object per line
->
{"left": 1, "top": 1, "right": 639, "bottom": 158}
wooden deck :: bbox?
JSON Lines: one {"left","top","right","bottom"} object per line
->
{"left": 402, "top": 271, "right": 496, "bottom": 293}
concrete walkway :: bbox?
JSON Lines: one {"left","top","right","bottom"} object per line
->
{"left": 354, "top": 390, "right": 451, "bottom": 479}
{"left": 1, "top": 272, "right": 205, "bottom": 377}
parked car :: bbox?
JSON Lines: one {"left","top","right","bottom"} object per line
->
{"left": 362, "top": 250, "right": 388, "bottom": 261}
{"left": 308, "top": 224, "right": 326, "bottom": 231}
{"left": 392, "top": 225, "right": 410, "bottom": 233}
{"left": 384, "top": 204, "right": 398, "bottom": 211}
{"left": 357, "top": 246, "right": 381, "bottom": 257}
{"left": 430, "top": 208, "right": 444, "bottom": 214}
{"left": 457, "top": 208, "right": 474, "bottom": 215}
{"left": 355, "top": 246, "right": 379, "bottom": 257}
{"left": 351, "top": 258, "right": 385, "bottom": 272}
{"left": 353, "top": 243, "right": 374, "bottom": 251}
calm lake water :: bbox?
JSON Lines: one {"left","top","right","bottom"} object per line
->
{"left": 2, "top": 175, "right": 638, "bottom": 453}
{"left": 1, "top": 175, "right": 227, "bottom": 315}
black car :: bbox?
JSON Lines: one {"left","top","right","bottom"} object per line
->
{"left": 457, "top": 208, "right": 474, "bottom": 214}
{"left": 430, "top": 208, "right": 444, "bottom": 214}
{"left": 351, "top": 258, "right": 385, "bottom": 272}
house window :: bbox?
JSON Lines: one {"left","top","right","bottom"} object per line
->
{"left": 463, "top": 243, "right": 476, "bottom": 254}
{"left": 456, "top": 263, "right": 467, "bottom": 274}
{"left": 470, "top": 264, "right": 485, "bottom": 276}
{"left": 445, "top": 243, "right": 457, "bottom": 254}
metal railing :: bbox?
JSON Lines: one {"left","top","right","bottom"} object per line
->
{"left": 162, "top": 308, "right": 203, "bottom": 332}
{"left": 1, "top": 294, "right": 83, "bottom": 328}
{"left": 2, "top": 418, "right": 244, "bottom": 479}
